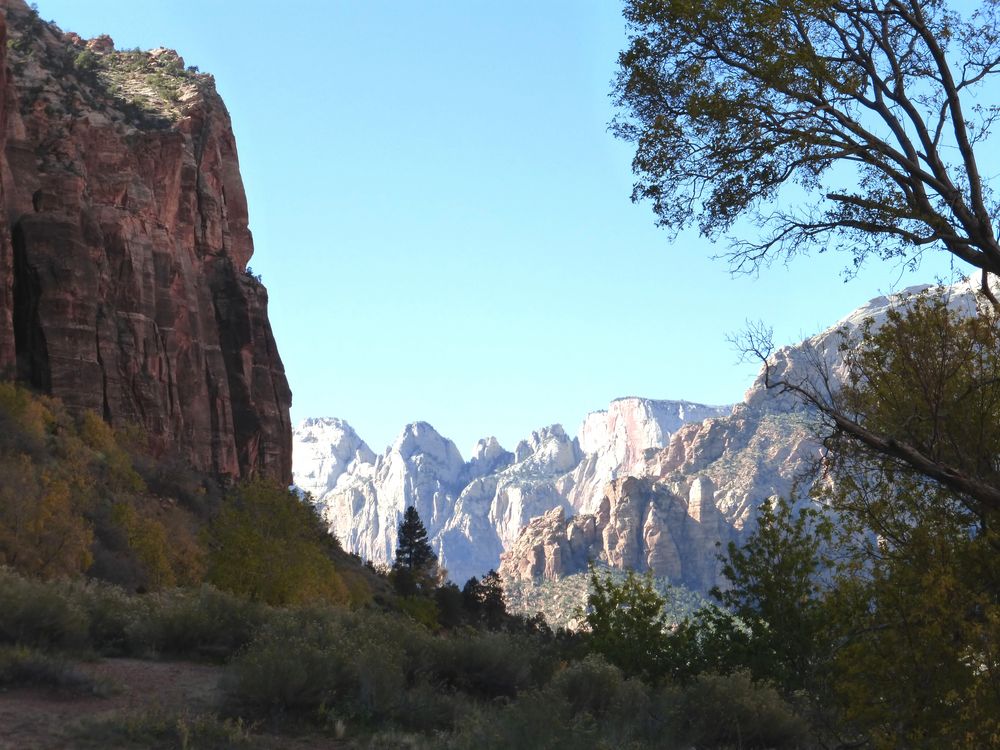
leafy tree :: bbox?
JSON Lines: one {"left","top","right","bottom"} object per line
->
{"left": 581, "top": 566, "right": 670, "bottom": 683}
{"left": 811, "top": 298, "right": 1000, "bottom": 746}
{"left": 0, "top": 458, "right": 93, "bottom": 578}
{"left": 614, "top": 0, "right": 1000, "bottom": 289}
{"left": 459, "top": 570, "right": 509, "bottom": 629}
{"left": 391, "top": 505, "right": 438, "bottom": 595}
{"left": 692, "top": 497, "right": 834, "bottom": 693}
{"left": 206, "top": 480, "right": 349, "bottom": 606}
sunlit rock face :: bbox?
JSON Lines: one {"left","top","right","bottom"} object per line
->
{"left": 294, "top": 398, "right": 725, "bottom": 584}
{"left": 500, "top": 278, "right": 992, "bottom": 591}
{"left": 563, "top": 398, "right": 731, "bottom": 514}
{"left": 0, "top": 1, "right": 292, "bottom": 481}
{"left": 297, "top": 278, "right": 989, "bottom": 591}
{"left": 499, "top": 475, "right": 725, "bottom": 592}
{"left": 292, "top": 418, "right": 375, "bottom": 499}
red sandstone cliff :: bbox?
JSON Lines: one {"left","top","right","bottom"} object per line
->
{"left": 0, "top": 1, "right": 292, "bottom": 482}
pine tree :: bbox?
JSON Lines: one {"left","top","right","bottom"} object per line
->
{"left": 392, "top": 505, "right": 438, "bottom": 594}
{"left": 480, "top": 570, "right": 508, "bottom": 630}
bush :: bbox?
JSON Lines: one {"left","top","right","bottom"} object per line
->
{"left": 550, "top": 654, "right": 627, "bottom": 718}
{"left": 126, "top": 586, "right": 266, "bottom": 660}
{"left": 228, "top": 609, "right": 406, "bottom": 720}
{"left": 425, "top": 631, "right": 541, "bottom": 699}
{"left": 445, "top": 690, "right": 588, "bottom": 750}
{"left": 69, "top": 578, "right": 145, "bottom": 655}
{"left": 74, "top": 710, "right": 257, "bottom": 749}
{"left": 666, "top": 670, "right": 811, "bottom": 749}
{"left": 0, "top": 568, "right": 90, "bottom": 651}
{"left": 0, "top": 645, "right": 107, "bottom": 694}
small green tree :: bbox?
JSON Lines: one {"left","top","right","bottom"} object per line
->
{"left": 582, "top": 566, "right": 670, "bottom": 683}
{"left": 391, "top": 505, "right": 438, "bottom": 595}
{"left": 693, "top": 497, "right": 833, "bottom": 693}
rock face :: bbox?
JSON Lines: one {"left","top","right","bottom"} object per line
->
{"left": 294, "top": 398, "right": 724, "bottom": 584}
{"left": 563, "top": 399, "right": 730, "bottom": 514}
{"left": 0, "top": 2, "right": 292, "bottom": 481}
{"left": 499, "top": 475, "right": 726, "bottom": 591}
{"left": 500, "top": 278, "right": 991, "bottom": 592}
{"left": 292, "top": 418, "right": 375, "bottom": 499}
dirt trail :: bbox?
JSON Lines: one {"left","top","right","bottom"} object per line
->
{"left": 0, "top": 658, "right": 224, "bottom": 749}
{"left": 0, "top": 658, "right": 350, "bottom": 749}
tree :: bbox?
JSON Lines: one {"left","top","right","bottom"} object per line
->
{"left": 461, "top": 575, "right": 483, "bottom": 619}
{"left": 809, "top": 298, "right": 1000, "bottom": 746}
{"left": 391, "top": 505, "right": 439, "bottom": 595}
{"left": 206, "top": 480, "right": 349, "bottom": 606}
{"left": 614, "top": 0, "right": 1000, "bottom": 293}
{"left": 479, "top": 570, "right": 508, "bottom": 629}
{"left": 693, "top": 498, "right": 834, "bottom": 693}
{"left": 582, "top": 566, "right": 671, "bottom": 683}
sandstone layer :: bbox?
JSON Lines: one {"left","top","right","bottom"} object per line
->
{"left": 0, "top": 2, "right": 291, "bottom": 481}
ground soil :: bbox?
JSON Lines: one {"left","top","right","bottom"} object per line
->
{"left": 0, "top": 658, "right": 345, "bottom": 749}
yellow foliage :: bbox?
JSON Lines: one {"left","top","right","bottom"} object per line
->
{"left": 77, "top": 411, "right": 146, "bottom": 494}
{"left": 0, "top": 457, "right": 93, "bottom": 578}
{"left": 206, "top": 480, "right": 350, "bottom": 607}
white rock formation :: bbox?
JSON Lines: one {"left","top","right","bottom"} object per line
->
{"left": 292, "top": 417, "right": 375, "bottom": 498}
{"left": 293, "top": 400, "right": 725, "bottom": 584}
{"left": 500, "top": 276, "right": 992, "bottom": 595}
{"left": 316, "top": 421, "right": 465, "bottom": 565}
{"left": 564, "top": 398, "right": 730, "bottom": 514}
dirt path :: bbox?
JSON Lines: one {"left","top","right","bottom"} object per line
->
{"left": 0, "top": 658, "right": 351, "bottom": 749}
{"left": 0, "top": 658, "right": 224, "bottom": 749}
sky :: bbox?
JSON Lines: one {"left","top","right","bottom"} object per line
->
{"left": 34, "top": 1, "right": 971, "bottom": 456}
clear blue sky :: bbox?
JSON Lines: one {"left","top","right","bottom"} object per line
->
{"left": 35, "top": 1, "right": 966, "bottom": 456}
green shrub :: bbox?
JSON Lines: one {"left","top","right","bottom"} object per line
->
{"left": 547, "top": 655, "right": 659, "bottom": 746}
{"left": 667, "top": 670, "right": 810, "bottom": 749}
{"left": 126, "top": 586, "right": 266, "bottom": 660}
{"left": 426, "top": 631, "right": 540, "bottom": 699}
{"left": 397, "top": 595, "right": 440, "bottom": 629}
{"left": 550, "top": 654, "right": 625, "bottom": 717}
{"left": 74, "top": 710, "right": 258, "bottom": 749}
{"left": 389, "top": 679, "right": 469, "bottom": 733}
{"left": 228, "top": 611, "right": 405, "bottom": 718}
{"left": 72, "top": 579, "right": 147, "bottom": 655}
{"left": 445, "top": 690, "right": 589, "bottom": 750}
{"left": 0, "top": 568, "right": 89, "bottom": 650}
{"left": 0, "top": 645, "right": 108, "bottom": 694}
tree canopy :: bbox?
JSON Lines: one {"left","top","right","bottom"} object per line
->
{"left": 815, "top": 297, "right": 1000, "bottom": 746}
{"left": 614, "top": 0, "right": 1000, "bottom": 282}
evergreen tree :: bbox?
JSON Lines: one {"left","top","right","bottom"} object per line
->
{"left": 461, "top": 576, "right": 483, "bottom": 618}
{"left": 480, "top": 570, "right": 508, "bottom": 630}
{"left": 391, "top": 505, "right": 438, "bottom": 594}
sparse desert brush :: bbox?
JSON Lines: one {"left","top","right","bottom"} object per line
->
{"left": 125, "top": 585, "right": 266, "bottom": 660}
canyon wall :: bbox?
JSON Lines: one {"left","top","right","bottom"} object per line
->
{"left": 0, "top": 2, "right": 291, "bottom": 481}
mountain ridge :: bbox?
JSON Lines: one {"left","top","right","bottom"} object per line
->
{"left": 293, "top": 398, "right": 732, "bottom": 583}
